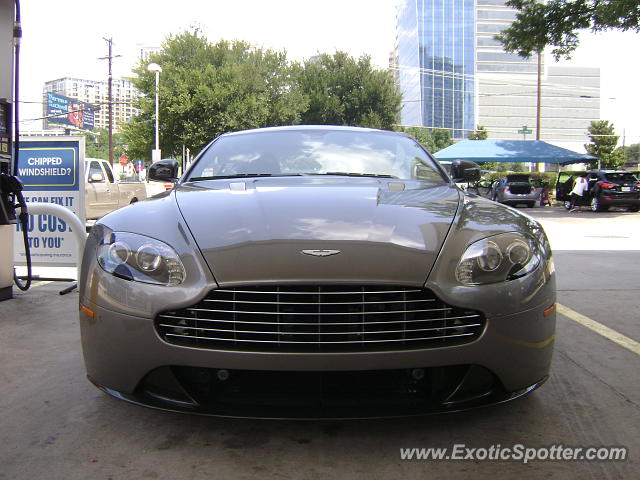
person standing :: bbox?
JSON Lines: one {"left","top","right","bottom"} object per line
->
{"left": 569, "top": 175, "right": 588, "bottom": 212}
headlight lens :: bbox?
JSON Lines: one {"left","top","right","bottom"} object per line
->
{"left": 97, "top": 231, "right": 185, "bottom": 286}
{"left": 455, "top": 232, "right": 541, "bottom": 285}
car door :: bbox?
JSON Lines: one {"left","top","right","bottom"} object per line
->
{"left": 99, "top": 161, "right": 120, "bottom": 210}
{"left": 556, "top": 172, "right": 575, "bottom": 203}
{"left": 85, "top": 160, "right": 110, "bottom": 219}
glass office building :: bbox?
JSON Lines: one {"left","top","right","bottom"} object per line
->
{"left": 396, "top": 0, "right": 475, "bottom": 138}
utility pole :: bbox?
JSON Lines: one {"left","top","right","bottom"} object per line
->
{"left": 535, "top": 50, "right": 543, "bottom": 172}
{"left": 536, "top": 51, "right": 542, "bottom": 141}
{"left": 99, "top": 38, "right": 121, "bottom": 164}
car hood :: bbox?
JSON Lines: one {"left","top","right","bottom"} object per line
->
{"left": 175, "top": 177, "right": 461, "bottom": 286}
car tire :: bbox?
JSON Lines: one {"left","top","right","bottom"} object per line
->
{"left": 527, "top": 202, "right": 535, "bottom": 208}
{"left": 590, "top": 197, "right": 605, "bottom": 212}
{"left": 629, "top": 205, "right": 640, "bottom": 212}
{"left": 563, "top": 200, "right": 572, "bottom": 210}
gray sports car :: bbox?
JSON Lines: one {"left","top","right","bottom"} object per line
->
{"left": 79, "top": 126, "right": 556, "bottom": 418}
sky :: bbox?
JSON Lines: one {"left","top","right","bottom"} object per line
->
{"left": 17, "top": 0, "right": 640, "bottom": 147}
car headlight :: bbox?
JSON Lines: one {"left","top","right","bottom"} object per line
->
{"left": 96, "top": 231, "right": 186, "bottom": 286}
{"left": 455, "top": 232, "right": 542, "bottom": 286}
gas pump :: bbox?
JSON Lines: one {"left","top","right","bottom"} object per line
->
{"left": 0, "top": 0, "right": 29, "bottom": 300}
{"left": 1, "top": 98, "right": 15, "bottom": 300}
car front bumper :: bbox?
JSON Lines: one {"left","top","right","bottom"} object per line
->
{"left": 80, "top": 294, "right": 555, "bottom": 417}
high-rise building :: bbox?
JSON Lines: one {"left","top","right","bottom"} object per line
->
{"left": 396, "top": 0, "right": 600, "bottom": 146}
{"left": 475, "top": 0, "right": 599, "bottom": 144}
{"left": 396, "top": 0, "right": 476, "bottom": 138}
{"left": 43, "top": 77, "right": 140, "bottom": 132}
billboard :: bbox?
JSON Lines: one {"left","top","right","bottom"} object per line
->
{"left": 46, "top": 92, "right": 96, "bottom": 131}
{"left": 14, "top": 137, "right": 86, "bottom": 267}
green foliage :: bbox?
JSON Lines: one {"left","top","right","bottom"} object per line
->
{"left": 498, "top": 0, "right": 640, "bottom": 59}
{"left": 585, "top": 120, "right": 625, "bottom": 169}
{"left": 295, "top": 52, "right": 402, "bottom": 129}
{"left": 123, "top": 31, "right": 306, "bottom": 160}
{"left": 123, "top": 33, "right": 403, "bottom": 161}
{"left": 82, "top": 128, "right": 127, "bottom": 161}
{"left": 468, "top": 125, "right": 488, "bottom": 140}
{"left": 394, "top": 126, "right": 454, "bottom": 153}
{"left": 620, "top": 143, "right": 640, "bottom": 163}
{"left": 431, "top": 129, "right": 454, "bottom": 152}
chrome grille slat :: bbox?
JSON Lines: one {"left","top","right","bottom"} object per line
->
{"left": 186, "top": 307, "right": 452, "bottom": 316}
{"left": 156, "top": 285, "right": 485, "bottom": 352}
{"left": 214, "top": 289, "right": 423, "bottom": 295}
{"left": 164, "top": 332, "right": 476, "bottom": 344}
{"left": 202, "top": 298, "right": 436, "bottom": 305}
{"left": 159, "top": 313, "right": 481, "bottom": 326}
{"left": 160, "top": 323, "right": 483, "bottom": 336}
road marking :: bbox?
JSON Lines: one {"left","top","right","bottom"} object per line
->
{"left": 557, "top": 303, "right": 640, "bottom": 356}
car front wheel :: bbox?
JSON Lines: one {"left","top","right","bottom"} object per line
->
{"left": 563, "top": 200, "right": 572, "bottom": 210}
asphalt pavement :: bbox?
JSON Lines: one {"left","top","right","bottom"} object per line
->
{"left": 0, "top": 205, "right": 638, "bottom": 480}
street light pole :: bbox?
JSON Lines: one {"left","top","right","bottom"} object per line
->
{"left": 147, "top": 62, "right": 162, "bottom": 162}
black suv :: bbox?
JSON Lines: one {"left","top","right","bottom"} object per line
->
{"left": 586, "top": 170, "right": 640, "bottom": 212}
{"left": 557, "top": 170, "right": 640, "bottom": 211}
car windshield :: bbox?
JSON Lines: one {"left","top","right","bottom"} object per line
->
{"left": 186, "top": 129, "right": 447, "bottom": 183}
{"left": 604, "top": 173, "right": 638, "bottom": 183}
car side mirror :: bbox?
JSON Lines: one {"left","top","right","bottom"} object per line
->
{"left": 149, "top": 159, "right": 179, "bottom": 182}
{"left": 89, "top": 173, "right": 104, "bottom": 183}
{"left": 451, "top": 160, "right": 481, "bottom": 183}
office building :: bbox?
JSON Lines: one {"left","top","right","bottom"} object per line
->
{"left": 396, "top": 0, "right": 476, "bottom": 138}
{"left": 396, "top": 0, "right": 600, "bottom": 146}
{"left": 475, "top": 0, "right": 599, "bottom": 144}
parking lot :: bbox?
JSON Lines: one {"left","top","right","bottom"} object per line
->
{"left": 1, "top": 206, "right": 638, "bottom": 480}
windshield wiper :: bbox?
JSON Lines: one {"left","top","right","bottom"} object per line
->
{"left": 188, "top": 173, "right": 303, "bottom": 181}
{"left": 307, "top": 172, "right": 398, "bottom": 178}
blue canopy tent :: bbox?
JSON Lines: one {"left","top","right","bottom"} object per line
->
{"left": 433, "top": 140, "right": 595, "bottom": 165}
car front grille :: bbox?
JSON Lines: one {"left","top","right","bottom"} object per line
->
{"left": 155, "top": 285, "right": 486, "bottom": 352}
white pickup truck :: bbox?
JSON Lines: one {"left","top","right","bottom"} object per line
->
{"left": 85, "top": 158, "right": 156, "bottom": 220}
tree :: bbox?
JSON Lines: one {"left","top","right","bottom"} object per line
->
{"left": 395, "top": 126, "right": 454, "bottom": 153}
{"left": 620, "top": 143, "right": 640, "bottom": 164}
{"left": 123, "top": 31, "right": 306, "bottom": 161}
{"left": 295, "top": 52, "right": 402, "bottom": 129}
{"left": 498, "top": 0, "right": 640, "bottom": 59}
{"left": 431, "top": 128, "right": 454, "bottom": 152}
{"left": 82, "top": 128, "right": 127, "bottom": 161}
{"left": 585, "top": 120, "right": 625, "bottom": 169}
{"left": 468, "top": 125, "right": 488, "bottom": 140}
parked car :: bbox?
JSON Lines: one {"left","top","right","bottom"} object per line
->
{"left": 586, "top": 170, "right": 640, "bottom": 212}
{"left": 556, "top": 170, "right": 640, "bottom": 212}
{"left": 490, "top": 174, "right": 540, "bottom": 208}
{"left": 79, "top": 126, "right": 556, "bottom": 418}
{"left": 85, "top": 158, "right": 149, "bottom": 220}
